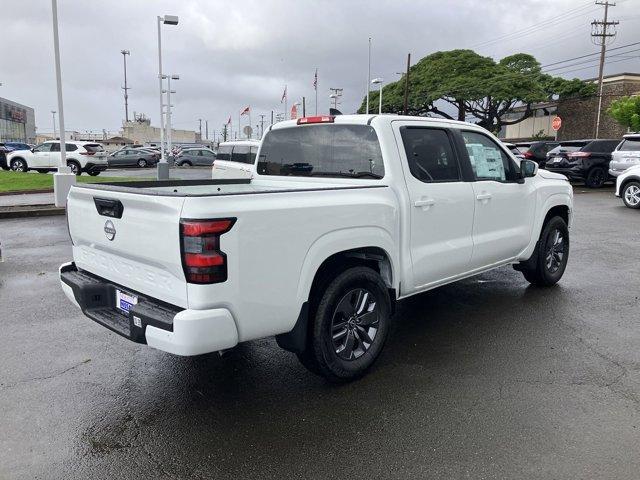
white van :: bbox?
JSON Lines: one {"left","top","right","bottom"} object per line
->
{"left": 212, "top": 140, "right": 260, "bottom": 179}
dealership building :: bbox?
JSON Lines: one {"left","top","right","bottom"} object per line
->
{"left": 0, "top": 96, "right": 36, "bottom": 144}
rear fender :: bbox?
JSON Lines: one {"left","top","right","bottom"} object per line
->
{"left": 295, "top": 226, "right": 398, "bottom": 307}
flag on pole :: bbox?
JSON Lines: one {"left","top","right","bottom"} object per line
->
{"left": 226, "top": 116, "right": 231, "bottom": 124}
{"left": 290, "top": 104, "right": 298, "bottom": 120}
{"left": 313, "top": 69, "right": 318, "bottom": 90}
{"left": 240, "top": 106, "right": 250, "bottom": 115}
{"left": 281, "top": 85, "right": 287, "bottom": 103}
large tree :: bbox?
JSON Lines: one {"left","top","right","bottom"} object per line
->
{"left": 608, "top": 96, "right": 640, "bottom": 132}
{"left": 359, "top": 49, "right": 595, "bottom": 133}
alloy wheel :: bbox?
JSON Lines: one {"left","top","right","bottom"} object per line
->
{"left": 624, "top": 184, "right": 640, "bottom": 207}
{"left": 330, "top": 288, "right": 379, "bottom": 361}
{"left": 545, "top": 229, "right": 566, "bottom": 274}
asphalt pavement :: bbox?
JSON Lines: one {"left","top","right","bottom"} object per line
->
{"left": 1, "top": 189, "right": 639, "bottom": 479}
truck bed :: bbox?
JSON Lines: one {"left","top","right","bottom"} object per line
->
{"left": 75, "top": 178, "right": 385, "bottom": 197}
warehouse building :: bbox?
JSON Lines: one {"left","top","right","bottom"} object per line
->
{"left": 0, "top": 96, "right": 36, "bottom": 144}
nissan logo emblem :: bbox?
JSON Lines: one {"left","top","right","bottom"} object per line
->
{"left": 104, "top": 220, "right": 116, "bottom": 241}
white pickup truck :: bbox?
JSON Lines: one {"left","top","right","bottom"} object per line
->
{"left": 60, "top": 115, "right": 573, "bottom": 382}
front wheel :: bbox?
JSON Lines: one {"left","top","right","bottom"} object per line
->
{"left": 622, "top": 181, "right": 640, "bottom": 209}
{"left": 519, "top": 216, "right": 569, "bottom": 287}
{"left": 297, "top": 266, "right": 391, "bottom": 383}
{"left": 585, "top": 166, "right": 606, "bottom": 188}
{"left": 10, "top": 158, "right": 27, "bottom": 172}
{"left": 137, "top": 159, "right": 147, "bottom": 168}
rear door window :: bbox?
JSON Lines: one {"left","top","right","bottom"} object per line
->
{"left": 231, "top": 146, "right": 251, "bottom": 164}
{"left": 400, "top": 127, "right": 461, "bottom": 182}
{"left": 460, "top": 131, "right": 519, "bottom": 182}
{"left": 216, "top": 145, "right": 232, "bottom": 161}
{"left": 618, "top": 139, "right": 640, "bottom": 151}
{"left": 257, "top": 124, "right": 384, "bottom": 178}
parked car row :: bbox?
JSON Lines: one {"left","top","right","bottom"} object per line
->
{"left": 4, "top": 140, "right": 108, "bottom": 175}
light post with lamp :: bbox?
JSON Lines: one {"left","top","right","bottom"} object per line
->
{"left": 156, "top": 14, "right": 178, "bottom": 180}
{"left": 162, "top": 74, "right": 178, "bottom": 160}
{"left": 371, "top": 77, "right": 384, "bottom": 114}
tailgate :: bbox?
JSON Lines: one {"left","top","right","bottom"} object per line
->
{"left": 67, "top": 186, "right": 188, "bottom": 308}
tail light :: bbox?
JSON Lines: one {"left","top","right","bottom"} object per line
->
{"left": 523, "top": 151, "right": 535, "bottom": 159}
{"left": 80, "top": 150, "right": 95, "bottom": 156}
{"left": 180, "top": 218, "right": 235, "bottom": 284}
{"left": 568, "top": 152, "right": 591, "bottom": 158}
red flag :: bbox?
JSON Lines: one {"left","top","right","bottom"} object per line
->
{"left": 281, "top": 85, "right": 287, "bottom": 103}
{"left": 240, "top": 106, "right": 250, "bottom": 115}
{"left": 313, "top": 69, "right": 317, "bottom": 90}
{"left": 290, "top": 104, "right": 298, "bottom": 120}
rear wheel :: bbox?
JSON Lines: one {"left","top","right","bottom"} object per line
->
{"left": 137, "top": 158, "right": 147, "bottom": 168}
{"left": 10, "top": 158, "right": 27, "bottom": 172}
{"left": 519, "top": 216, "right": 569, "bottom": 287}
{"left": 180, "top": 161, "right": 192, "bottom": 167}
{"left": 67, "top": 160, "right": 81, "bottom": 175}
{"left": 622, "top": 181, "right": 640, "bottom": 209}
{"left": 297, "top": 266, "right": 391, "bottom": 383}
{"left": 87, "top": 170, "right": 101, "bottom": 177}
{"left": 585, "top": 166, "right": 606, "bottom": 188}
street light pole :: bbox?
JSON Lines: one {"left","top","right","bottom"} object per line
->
{"left": 51, "top": 110, "right": 57, "bottom": 139}
{"left": 163, "top": 74, "right": 178, "bottom": 159}
{"left": 121, "top": 50, "right": 130, "bottom": 123}
{"left": 372, "top": 78, "right": 384, "bottom": 114}
{"left": 156, "top": 14, "right": 178, "bottom": 180}
{"left": 50, "top": 0, "right": 75, "bottom": 207}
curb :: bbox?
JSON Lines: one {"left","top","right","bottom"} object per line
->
{"left": 0, "top": 204, "right": 65, "bottom": 219}
{"left": 0, "top": 189, "right": 54, "bottom": 196}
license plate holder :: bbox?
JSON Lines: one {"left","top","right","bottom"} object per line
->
{"left": 115, "top": 289, "right": 138, "bottom": 314}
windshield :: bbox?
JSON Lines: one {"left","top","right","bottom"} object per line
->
{"left": 257, "top": 124, "right": 385, "bottom": 178}
{"left": 618, "top": 138, "right": 640, "bottom": 152}
{"left": 84, "top": 144, "right": 105, "bottom": 153}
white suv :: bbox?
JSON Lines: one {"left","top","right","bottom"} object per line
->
{"left": 6, "top": 141, "right": 108, "bottom": 176}
{"left": 609, "top": 133, "right": 640, "bottom": 177}
{"left": 212, "top": 140, "right": 260, "bottom": 179}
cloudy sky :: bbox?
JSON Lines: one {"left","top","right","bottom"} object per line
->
{"left": 1, "top": 0, "right": 639, "bottom": 139}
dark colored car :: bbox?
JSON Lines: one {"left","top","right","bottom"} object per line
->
{"left": 0, "top": 142, "right": 31, "bottom": 170}
{"left": 516, "top": 141, "right": 559, "bottom": 168}
{"left": 544, "top": 139, "right": 620, "bottom": 188}
{"left": 107, "top": 148, "right": 160, "bottom": 168}
{"left": 175, "top": 148, "right": 216, "bottom": 167}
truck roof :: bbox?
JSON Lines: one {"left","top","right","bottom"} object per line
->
{"left": 270, "top": 114, "right": 483, "bottom": 131}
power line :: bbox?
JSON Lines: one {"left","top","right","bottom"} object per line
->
{"left": 470, "top": 2, "right": 597, "bottom": 49}
{"left": 592, "top": 0, "right": 619, "bottom": 138}
{"left": 543, "top": 47, "right": 640, "bottom": 73}
{"left": 541, "top": 40, "right": 640, "bottom": 68}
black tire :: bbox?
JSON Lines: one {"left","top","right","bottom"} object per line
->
{"left": 10, "top": 158, "right": 28, "bottom": 172}
{"left": 621, "top": 181, "right": 640, "bottom": 209}
{"left": 180, "top": 161, "right": 192, "bottom": 167}
{"left": 585, "top": 166, "right": 606, "bottom": 188}
{"left": 87, "top": 170, "right": 101, "bottom": 177}
{"left": 297, "top": 266, "right": 391, "bottom": 383}
{"left": 137, "top": 158, "right": 148, "bottom": 168}
{"left": 519, "top": 216, "right": 570, "bottom": 287}
{"left": 67, "top": 160, "right": 81, "bottom": 176}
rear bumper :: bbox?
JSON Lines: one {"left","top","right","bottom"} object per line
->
{"left": 545, "top": 166, "right": 584, "bottom": 181}
{"left": 59, "top": 262, "right": 239, "bottom": 355}
{"left": 84, "top": 162, "right": 108, "bottom": 173}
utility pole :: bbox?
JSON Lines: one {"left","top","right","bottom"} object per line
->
{"left": 121, "top": 50, "right": 131, "bottom": 122}
{"left": 51, "top": 110, "right": 57, "bottom": 139}
{"left": 592, "top": 1, "right": 618, "bottom": 138}
{"left": 403, "top": 53, "right": 411, "bottom": 116}
{"left": 205, "top": 120, "right": 208, "bottom": 140}
{"left": 198, "top": 118, "right": 202, "bottom": 141}
{"left": 302, "top": 97, "right": 306, "bottom": 117}
{"left": 366, "top": 37, "right": 371, "bottom": 114}
{"left": 259, "top": 114, "right": 265, "bottom": 138}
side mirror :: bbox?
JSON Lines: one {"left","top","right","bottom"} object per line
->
{"left": 520, "top": 159, "right": 538, "bottom": 179}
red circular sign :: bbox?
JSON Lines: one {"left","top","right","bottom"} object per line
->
{"left": 552, "top": 116, "right": 562, "bottom": 131}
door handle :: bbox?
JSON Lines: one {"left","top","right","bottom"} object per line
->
{"left": 414, "top": 198, "right": 435, "bottom": 209}
{"left": 476, "top": 193, "right": 492, "bottom": 201}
